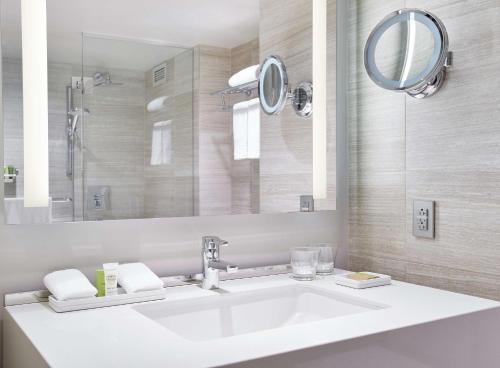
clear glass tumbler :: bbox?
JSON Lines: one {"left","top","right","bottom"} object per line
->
{"left": 290, "top": 247, "right": 320, "bottom": 281}
{"left": 313, "top": 244, "right": 337, "bottom": 275}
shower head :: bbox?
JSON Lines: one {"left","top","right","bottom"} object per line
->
{"left": 93, "top": 71, "right": 123, "bottom": 87}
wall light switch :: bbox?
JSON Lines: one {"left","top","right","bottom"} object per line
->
{"left": 413, "top": 200, "right": 435, "bottom": 239}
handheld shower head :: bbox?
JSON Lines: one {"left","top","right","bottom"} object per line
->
{"left": 68, "top": 107, "right": 90, "bottom": 135}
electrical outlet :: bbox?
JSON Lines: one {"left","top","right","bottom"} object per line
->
{"left": 413, "top": 200, "right": 435, "bottom": 239}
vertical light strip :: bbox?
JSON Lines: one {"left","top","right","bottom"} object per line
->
{"left": 22, "top": 0, "right": 49, "bottom": 207}
{"left": 313, "top": 0, "right": 327, "bottom": 199}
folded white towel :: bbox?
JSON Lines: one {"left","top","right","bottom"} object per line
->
{"left": 247, "top": 98, "right": 260, "bottom": 159}
{"left": 150, "top": 120, "right": 172, "bottom": 166}
{"left": 233, "top": 100, "right": 249, "bottom": 160}
{"left": 117, "top": 263, "right": 164, "bottom": 294}
{"left": 229, "top": 65, "right": 259, "bottom": 87}
{"left": 43, "top": 269, "right": 97, "bottom": 301}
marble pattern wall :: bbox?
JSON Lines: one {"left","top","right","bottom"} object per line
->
{"left": 144, "top": 49, "right": 194, "bottom": 218}
{"left": 82, "top": 67, "right": 146, "bottom": 221}
{"left": 348, "top": 0, "right": 500, "bottom": 300}
{"left": 2, "top": 58, "right": 77, "bottom": 222}
{"left": 259, "top": 0, "right": 337, "bottom": 213}
{"left": 193, "top": 45, "right": 233, "bottom": 216}
{"left": 230, "top": 39, "right": 260, "bottom": 215}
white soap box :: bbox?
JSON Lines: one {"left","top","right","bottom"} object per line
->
{"left": 334, "top": 272, "right": 391, "bottom": 289}
{"left": 49, "top": 287, "right": 166, "bottom": 313}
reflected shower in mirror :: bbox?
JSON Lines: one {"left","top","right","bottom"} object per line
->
{"left": 1, "top": 0, "right": 337, "bottom": 224}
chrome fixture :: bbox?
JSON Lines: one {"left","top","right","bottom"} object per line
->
{"left": 66, "top": 86, "right": 90, "bottom": 179}
{"left": 93, "top": 71, "right": 123, "bottom": 87}
{"left": 211, "top": 80, "right": 258, "bottom": 111}
{"left": 259, "top": 55, "right": 313, "bottom": 118}
{"left": 364, "top": 9, "right": 451, "bottom": 99}
{"left": 201, "top": 236, "right": 238, "bottom": 290}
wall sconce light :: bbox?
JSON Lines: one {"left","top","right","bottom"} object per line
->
{"left": 22, "top": 0, "right": 49, "bottom": 207}
{"left": 313, "top": 0, "right": 327, "bottom": 200}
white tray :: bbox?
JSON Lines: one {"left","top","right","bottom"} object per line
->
{"left": 335, "top": 272, "right": 391, "bottom": 289}
{"left": 48, "top": 288, "right": 166, "bottom": 313}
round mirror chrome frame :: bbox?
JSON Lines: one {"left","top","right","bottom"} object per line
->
{"left": 259, "top": 55, "right": 289, "bottom": 115}
{"left": 364, "top": 9, "right": 450, "bottom": 99}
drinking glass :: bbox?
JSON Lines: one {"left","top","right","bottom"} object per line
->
{"left": 312, "top": 244, "right": 337, "bottom": 275}
{"left": 290, "top": 247, "right": 320, "bottom": 281}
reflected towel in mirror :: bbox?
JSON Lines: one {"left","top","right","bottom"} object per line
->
{"left": 150, "top": 120, "right": 172, "bottom": 166}
{"left": 229, "top": 65, "right": 259, "bottom": 87}
{"left": 233, "top": 98, "right": 260, "bottom": 160}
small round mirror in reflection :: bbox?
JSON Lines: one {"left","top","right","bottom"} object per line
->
{"left": 259, "top": 55, "right": 289, "bottom": 115}
{"left": 262, "top": 64, "right": 282, "bottom": 107}
{"left": 364, "top": 9, "right": 449, "bottom": 98}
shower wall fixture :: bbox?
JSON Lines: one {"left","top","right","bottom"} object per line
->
{"left": 364, "top": 9, "right": 452, "bottom": 99}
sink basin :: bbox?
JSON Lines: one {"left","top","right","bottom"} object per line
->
{"left": 134, "top": 285, "right": 387, "bottom": 341}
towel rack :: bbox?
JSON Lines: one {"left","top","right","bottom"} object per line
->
{"left": 211, "top": 80, "right": 258, "bottom": 111}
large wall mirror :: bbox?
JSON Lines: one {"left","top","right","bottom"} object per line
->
{"left": 1, "top": 0, "right": 336, "bottom": 224}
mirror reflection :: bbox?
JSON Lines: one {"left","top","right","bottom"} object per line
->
{"left": 375, "top": 20, "right": 435, "bottom": 84}
{"left": 259, "top": 56, "right": 288, "bottom": 115}
{"left": 1, "top": 0, "right": 336, "bottom": 224}
{"left": 364, "top": 9, "right": 449, "bottom": 98}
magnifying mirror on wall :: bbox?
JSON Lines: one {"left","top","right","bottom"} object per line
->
{"left": 259, "top": 55, "right": 314, "bottom": 117}
{"left": 364, "top": 9, "right": 451, "bottom": 99}
{"left": 259, "top": 55, "right": 289, "bottom": 115}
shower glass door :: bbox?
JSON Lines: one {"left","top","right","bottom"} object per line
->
{"left": 78, "top": 35, "right": 194, "bottom": 221}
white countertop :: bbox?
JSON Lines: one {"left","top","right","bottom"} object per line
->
{"left": 5, "top": 272, "right": 500, "bottom": 368}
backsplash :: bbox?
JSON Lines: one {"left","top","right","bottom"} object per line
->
{"left": 348, "top": 0, "right": 500, "bottom": 300}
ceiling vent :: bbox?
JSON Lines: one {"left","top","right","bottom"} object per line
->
{"left": 152, "top": 63, "right": 167, "bottom": 87}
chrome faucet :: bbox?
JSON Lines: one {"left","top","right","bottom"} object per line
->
{"left": 201, "top": 236, "right": 238, "bottom": 290}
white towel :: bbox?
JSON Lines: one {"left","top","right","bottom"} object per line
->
{"left": 229, "top": 65, "right": 259, "bottom": 87}
{"left": 117, "top": 263, "right": 164, "bottom": 294}
{"left": 43, "top": 269, "right": 97, "bottom": 301}
{"left": 247, "top": 98, "right": 260, "bottom": 159}
{"left": 233, "top": 101, "right": 249, "bottom": 160}
{"left": 147, "top": 96, "right": 169, "bottom": 113}
{"left": 233, "top": 99, "right": 260, "bottom": 160}
{"left": 150, "top": 120, "right": 172, "bottom": 166}
{"left": 4, "top": 197, "right": 52, "bottom": 225}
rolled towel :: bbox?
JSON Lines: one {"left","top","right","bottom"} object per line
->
{"left": 117, "top": 263, "right": 164, "bottom": 294}
{"left": 43, "top": 269, "right": 97, "bottom": 301}
{"left": 228, "top": 65, "right": 259, "bottom": 87}
{"left": 147, "top": 96, "right": 169, "bottom": 113}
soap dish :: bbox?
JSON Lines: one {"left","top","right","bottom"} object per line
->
{"left": 334, "top": 272, "right": 391, "bottom": 289}
{"left": 48, "top": 288, "right": 166, "bottom": 313}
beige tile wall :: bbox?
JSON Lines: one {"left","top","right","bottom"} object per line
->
{"left": 230, "top": 39, "right": 260, "bottom": 215}
{"left": 193, "top": 45, "right": 233, "bottom": 216}
{"left": 144, "top": 49, "right": 195, "bottom": 218}
{"left": 2, "top": 58, "right": 76, "bottom": 222}
{"left": 259, "top": 0, "right": 337, "bottom": 213}
{"left": 348, "top": 0, "right": 500, "bottom": 300}
{"left": 82, "top": 66, "right": 146, "bottom": 221}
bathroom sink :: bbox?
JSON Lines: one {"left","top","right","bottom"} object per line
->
{"left": 134, "top": 285, "right": 387, "bottom": 341}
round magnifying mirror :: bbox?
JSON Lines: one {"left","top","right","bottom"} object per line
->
{"left": 364, "top": 9, "right": 449, "bottom": 98}
{"left": 259, "top": 55, "right": 289, "bottom": 115}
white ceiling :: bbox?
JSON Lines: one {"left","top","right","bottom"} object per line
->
{"left": 1, "top": 0, "right": 259, "bottom": 70}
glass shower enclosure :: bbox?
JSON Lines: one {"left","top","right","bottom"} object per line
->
{"left": 69, "top": 35, "right": 195, "bottom": 221}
